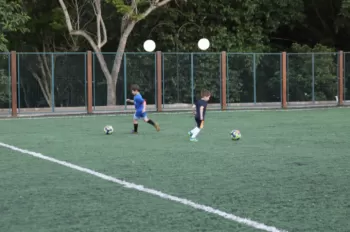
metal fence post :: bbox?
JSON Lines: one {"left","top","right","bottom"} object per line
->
{"left": 156, "top": 51, "right": 162, "bottom": 112}
{"left": 16, "top": 53, "right": 20, "bottom": 113}
{"left": 282, "top": 52, "right": 287, "bottom": 109}
{"left": 87, "top": 51, "right": 93, "bottom": 113}
{"left": 51, "top": 53, "right": 55, "bottom": 112}
{"left": 220, "top": 51, "right": 227, "bottom": 110}
{"left": 11, "top": 51, "right": 17, "bottom": 117}
{"left": 7, "top": 53, "right": 11, "bottom": 114}
{"left": 312, "top": 53, "right": 315, "bottom": 103}
{"left": 191, "top": 53, "right": 194, "bottom": 104}
{"left": 253, "top": 53, "right": 257, "bottom": 104}
{"left": 338, "top": 51, "right": 344, "bottom": 105}
{"left": 92, "top": 53, "right": 96, "bottom": 110}
{"left": 162, "top": 53, "right": 165, "bottom": 109}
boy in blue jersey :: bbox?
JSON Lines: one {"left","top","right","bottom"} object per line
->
{"left": 188, "top": 89, "right": 211, "bottom": 142}
{"left": 126, "top": 84, "right": 160, "bottom": 134}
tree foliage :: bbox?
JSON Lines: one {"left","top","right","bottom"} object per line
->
{"left": 0, "top": 0, "right": 30, "bottom": 51}
{"left": 287, "top": 43, "right": 337, "bottom": 101}
{"left": 0, "top": 68, "right": 9, "bottom": 106}
{"left": 1, "top": 0, "right": 349, "bottom": 107}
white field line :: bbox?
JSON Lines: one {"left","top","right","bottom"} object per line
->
{"left": 0, "top": 106, "right": 347, "bottom": 121}
{"left": 0, "top": 142, "right": 288, "bottom": 232}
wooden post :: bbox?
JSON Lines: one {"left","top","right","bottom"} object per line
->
{"left": 221, "top": 51, "right": 227, "bottom": 110}
{"left": 338, "top": 51, "right": 344, "bottom": 106}
{"left": 282, "top": 52, "right": 287, "bottom": 109}
{"left": 87, "top": 51, "right": 93, "bottom": 113}
{"left": 11, "top": 51, "right": 17, "bottom": 117}
{"left": 156, "top": 51, "right": 162, "bottom": 112}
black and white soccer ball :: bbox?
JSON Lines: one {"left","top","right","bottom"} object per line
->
{"left": 104, "top": 125, "right": 114, "bottom": 135}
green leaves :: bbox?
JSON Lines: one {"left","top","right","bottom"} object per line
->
{"left": 340, "top": 0, "right": 350, "bottom": 16}
{"left": 0, "top": 0, "right": 29, "bottom": 31}
{"left": 0, "top": 58, "right": 10, "bottom": 106}
{"left": 106, "top": 0, "right": 147, "bottom": 20}
{"left": 0, "top": 0, "right": 30, "bottom": 51}
{"left": 139, "top": 0, "right": 305, "bottom": 52}
{"left": 107, "top": 0, "right": 133, "bottom": 15}
{"left": 288, "top": 43, "right": 337, "bottom": 101}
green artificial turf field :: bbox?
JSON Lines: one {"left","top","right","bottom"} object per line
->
{"left": 0, "top": 108, "right": 350, "bottom": 232}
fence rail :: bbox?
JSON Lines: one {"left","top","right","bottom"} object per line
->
{"left": 0, "top": 51, "right": 347, "bottom": 117}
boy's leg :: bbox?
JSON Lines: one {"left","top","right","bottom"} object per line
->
{"left": 143, "top": 113, "right": 160, "bottom": 131}
{"left": 189, "top": 126, "right": 198, "bottom": 134}
{"left": 188, "top": 127, "right": 196, "bottom": 136}
{"left": 132, "top": 114, "right": 139, "bottom": 133}
{"left": 190, "top": 118, "right": 202, "bottom": 141}
{"left": 191, "top": 127, "right": 201, "bottom": 138}
{"left": 188, "top": 118, "right": 200, "bottom": 136}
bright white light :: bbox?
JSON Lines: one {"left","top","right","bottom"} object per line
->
{"left": 198, "top": 38, "right": 210, "bottom": 50}
{"left": 143, "top": 40, "right": 156, "bottom": 52}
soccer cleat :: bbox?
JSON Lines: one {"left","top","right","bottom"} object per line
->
{"left": 190, "top": 137, "right": 198, "bottom": 142}
{"left": 154, "top": 123, "right": 160, "bottom": 132}
{"left": 188, "top": 131, "right": 193, "bottom": 137}
{"left": 131, "top": 130, "right": 138, "bottom": 134}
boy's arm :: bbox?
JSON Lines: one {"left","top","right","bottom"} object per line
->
{"left": 199, "top": 106, "right": 204, "bottom": 120}
{"left": 199, "top": 106, "right": 205, "bottom": 128}
{"left": 142, "top": 100, "right": 146, "bottom": 112}
{"left": 126, "top": 99, "right": 134, "bottom": 103}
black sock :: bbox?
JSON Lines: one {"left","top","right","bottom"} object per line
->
{"left": 134, "top": 123, "right": 138, "bottom": 132}
{"left": 147, "top": 119, "right": 155, "bottom": 126}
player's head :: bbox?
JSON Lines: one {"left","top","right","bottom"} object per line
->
{"left": 201, "top": 89, "right": 211, "bottom": 101}
{"left": 131, "top": 84, "right": 140, "bottom": 95}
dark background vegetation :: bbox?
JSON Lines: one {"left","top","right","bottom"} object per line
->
{"left": 1, "top": 0, "right": 350, "bottom": 107}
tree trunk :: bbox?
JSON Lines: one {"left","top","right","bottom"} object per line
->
{"left": 106, "top": 79, "right": 116, "bottom": 106}
{"left": 93, "top": 51, "right": 115, "bottom": 105}
{"left": 109, "top": 21, "right": 136, "bottom": 105}
{"left": 33, "top": 73, "right": 52, "bottom": 107}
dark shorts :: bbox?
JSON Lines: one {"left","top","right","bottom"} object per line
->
{"left": 195, "top": 118, "right": 204, "bottom": 128}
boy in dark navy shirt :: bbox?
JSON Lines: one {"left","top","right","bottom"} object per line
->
{"left": 126, "top": 84, "right": 160, "bottom": 133}
{"left": 188, "top": 89, "right": 211, "bottom": 142}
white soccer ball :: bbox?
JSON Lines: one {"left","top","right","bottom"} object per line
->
{"left": 143, "top": 39, "right": 156, "bottom": 52}
{"left": 230, "top": 130, "right": 241, "bottom": 140}
{"left": 104, "top": 125, "right": 114, "bottom": 135}
{"left": 198, "top": 38, "right": 210, "bottom": 50}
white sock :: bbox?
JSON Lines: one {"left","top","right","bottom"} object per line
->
{"left": 191, "top": 127, "right": 201, "bottom": 138}
{"left": 190, "top": 127, "right": 197, "bottom": 133}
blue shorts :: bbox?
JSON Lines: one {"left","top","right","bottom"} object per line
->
{"left": 133, "top": 111, "right": 148, "bottom": 120}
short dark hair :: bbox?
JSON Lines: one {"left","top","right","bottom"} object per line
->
{"left": 131, "top": 84, "right": 140, "bottom": 91}
{"left": 201, "top": 89, "right": 211, "bottom": 97}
